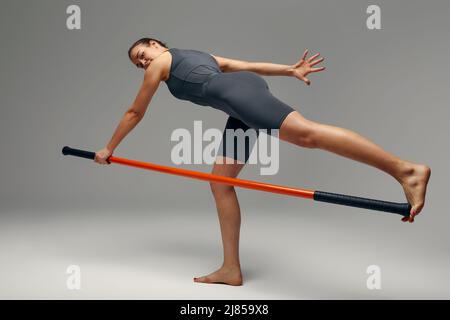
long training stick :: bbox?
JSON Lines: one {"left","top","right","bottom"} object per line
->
{"left": 62, "top": 146, "right": 411, "bottom": 217}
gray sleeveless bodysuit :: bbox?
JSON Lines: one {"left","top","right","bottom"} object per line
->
{"left": 164, "top": 47, "right": 295, "bottom": 162}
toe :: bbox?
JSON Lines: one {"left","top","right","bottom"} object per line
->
{"left": 410, "top": 204, "right": 424, "bottom": 221}
{"left": 194, "top": 276, "right": 210, "bottom": 283}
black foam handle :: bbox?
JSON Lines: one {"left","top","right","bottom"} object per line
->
{"left": 62, "top": 146, "right": 95, "bottom": 160}
{"left": 313, "top": 190, "right": 411, "bottom": 217}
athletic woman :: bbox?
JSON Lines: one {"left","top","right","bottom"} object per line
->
{"left": 94, "top": 38, "right": 431, "bottom": 286}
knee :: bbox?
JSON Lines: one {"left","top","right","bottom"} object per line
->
{"left": 210, "top": 181, "right": 234, "bottom": 195}
{"left": 296, "top": 121, "right": 319, "bottom": 149}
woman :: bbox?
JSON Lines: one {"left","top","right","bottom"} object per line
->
{"left": 94, "top": 37, "right": 431, "bottom": 286}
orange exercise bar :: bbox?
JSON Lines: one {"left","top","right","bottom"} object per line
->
{"left": 110, "top": 154, "right": 315, "bottom": 199}
{"left": 61, "top": 146, "right": 411, "bottom": 217}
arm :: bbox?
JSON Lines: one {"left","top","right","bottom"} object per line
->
{"left": 104, "top": 61, "right": 163, "bottom": 153}
{"left": 246, "top": 61, "right": 294, "bottom": 77}
{"left": 211, "top": 54, "right": 293, "bottom": 76}
{"left": 211, "top": 49, "right": 325, "bottom": 85}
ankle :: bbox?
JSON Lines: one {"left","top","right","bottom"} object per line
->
{"left": 396, "top": 160, "right": 415, "bottom": 185}
{"left": 221, "top": 263, "right": 241, "bottom": 271}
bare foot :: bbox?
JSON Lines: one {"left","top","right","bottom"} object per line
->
{"left": 399, "top": 162, "right": 431, "bottom": 223}
{"left": 193, "top": 265, "right": 243, "bottom": 286}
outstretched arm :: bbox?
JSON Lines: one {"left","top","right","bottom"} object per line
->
{"left": 211, "top": 54, "right": 291, "bottom": 75}
{"left": 247, "top": 61, "right": 296, "bottom": 77}
{"left": 211, "top": 49, "right": 325, "bottom": 85}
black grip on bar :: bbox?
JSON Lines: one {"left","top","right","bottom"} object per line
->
{"left": 62, "top": 146, "right": 95, "bottom": 160}
{"left": 313, "top": 190, "right": 411, "bottom": 217}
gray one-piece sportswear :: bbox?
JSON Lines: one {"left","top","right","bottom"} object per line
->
{"left": 164, "top": 47, "right": 295, "bottom": 163}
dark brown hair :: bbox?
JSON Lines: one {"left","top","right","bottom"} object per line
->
{"left": 128, "top": 37, "right": 169, "bottom": 60}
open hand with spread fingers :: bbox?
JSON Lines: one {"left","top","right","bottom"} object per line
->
{"left": 287, "top": 49, "right": 326, "bottom": 86}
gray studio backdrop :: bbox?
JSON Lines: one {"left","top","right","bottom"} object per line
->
{"left": 0, "top": 0, "right": 449, "bottom": 299}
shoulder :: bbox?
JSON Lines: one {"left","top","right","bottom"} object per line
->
{"left": 145, "top": 51, "right": 171, "bottom": 82}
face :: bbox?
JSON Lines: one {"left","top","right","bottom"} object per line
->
{"left": 130, "top": 41, "right": 164, "bottom": 70}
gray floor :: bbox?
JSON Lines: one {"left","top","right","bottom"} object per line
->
{"left": 1, "top": 200, "right": 449, "bottom": 299}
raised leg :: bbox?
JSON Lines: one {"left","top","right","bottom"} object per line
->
{"left": 279, "top": 110, "right": 431, "bottom": 221}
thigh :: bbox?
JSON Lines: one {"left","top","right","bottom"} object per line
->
{"left": 217, "top": 116, "right": 259, "bottom": 164}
